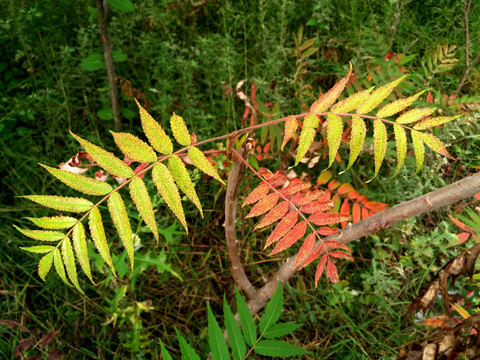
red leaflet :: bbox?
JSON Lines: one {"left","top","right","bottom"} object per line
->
{"left": 293, "top": 233, "right": 316, "bottom": 268}
{"left": 290, "top": 189, "right": 324, "bottom": 206}
{"left": 323, "top": 240, "right": 350, "bottom": 252}
{"left": 257, "top": 168, "right": 273, "bottom": 179}
{"left": 242, "top": 182, "right": 269, "bottom": 207}
{"left": 281, "top": 178, "right": 311, "bottom": 197}
{"left": 254, "top": 201, "right": 290, "bottom": 230}
{"left": 265, "top": 211, "right": 299, "bottom": 248}
{"left": 316, "top": 227, "right": 340, "bottom": 236}
{"left": 362, "top": 207, "right": 369, "bottom": 220}
{"left": 245, "top": 193, "right": 280, "bottom": 218}
{"left": 268, "top": 172, "right": 287, "bottom": 188}
{"left": 448, "top": 215, "right": 474, "bottom": 232}
{"left": 309, "top": 212, "right": 351, "bottom": 226}
{"left": 300, "top": 200, "right": 334, "bottom": 214}
{"left": 340, "top": 198, "right": 350, "bottom": 228}
{"left": 347, "top": 190, "right": 360, "bottom": 200}
{"left": 326, "top": 258, "right": 340, "bottom": 283}
{"left": 457, "top": 232, "right": 471, "bottom": 244}
{"left": 314, "top": 254, "right": 329, "bottom": 287}
{"left": 337, "top": 183, "right": 354, "bottom": 195}
{"left": 328, "top": 251, "right": 354, "bottom": 261}
{"left": 269, "top": 221, "right": 308, "bottom": 255}
{"left": 300, "top": 243, "right": 324, "bottom": 270}
{"left": 318, "top": 190, "right": 331, "bottom": 202}
{"left": 352, "top": 202, "right": 361, "bottom": 223}
{"left": 327, "top": 179, "right": 341, "bottom": 191}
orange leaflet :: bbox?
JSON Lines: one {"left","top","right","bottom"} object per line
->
{"left": 328, "top": 251, "right": 354, "bottom": 261}
{"left": 281, "top": 178, "right": 311, "bottom": 197}
{"left": 316, "top": 227, "right": 340, "bottom": 236}
{"left": 290, "top": 189, "right": 324, "bottom": 206}
{"left": 293, "top": 233, "right": 316, "bottom": 268}
{"left": 300, "top": 200, "right": 334, "bottom": 214}
{"left": 269, "top": 221, "right": 308, "bottom": 255}
{"left": 326, "top": 258, "right": 340, "bottom": 283}
{"left": 267, "top": 172, "right": 287, "bottom": 188}
{"left": 352, "top": 202, "right": 361, "bottom": 223}
{"left": 300, "top": 243, "right": 324, "bottom": 270}
{"left": 337, "top": 183, "right": 355, "bottom": 195}
{"left": 245, "top": 193, "right": 280, "bottom": 218}
{"left": 314, "top": 254, "right": 329, "bottom": 287}
{"left": 340, "top": 198, "right": 350, "bottom": 228}
{"left": 242, "top": 183, "right": 269, "bottom": 207}
{"left": 323, "top": 240, "right": 350, "bottom": 252}
{"left": 265, "top": 211, "right": 299, "bottom": 249}
{"left": 254, "top": 201, "right": 290, "bottom": 230}
{"left": 309, "top": 212, "right": 351, "bottom": 226}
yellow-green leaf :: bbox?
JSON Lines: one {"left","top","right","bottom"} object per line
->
{"left": 62, "top": 237, "right": 83, "bottom": 293}
{"left": 392, "top": 123, "right": 407, "bottom": 177}
{"left": 25, "top": 216, "right": 78, "bottom": 229}
{"left": 14, "top": 225, "right": 65, "bottom": 241}
{"left": 342, "top": 115, "right": 366, "bottom": 173}
{"left": 135, "top": 98, "right": 173, "bottom": 154}
{"left": 39, "top": 163, "right": 113, "bottom": 196}
{"left": 396, "top": 107, "right": 436, "bottom": 125}
{"left": 420, "top": 132, "right": 453, "bottom": 158}
{"left": 310, "top": 64, "right": 352, "bottom": 113}
{"left": 53, "top": 248, "right": 71, "bottom": 287}
{"left": 152, "top": 163, "right": 188, "bottom": 233}
{"left": 170, "top": 113, "right": 191, "bottom": 146}
{"left": 89, "top": 207, "right": 115, "bottom": 275}
{"left": 188, "top": 146, "right": 225, "bottom": 184}
{"left": 38, "top": 251, "right": 54, "bottom": 281}
{"left": 376, "top": 90, "right": 426, "bottom": 118}
{"left": 281, "top": 116, "right": 298, "bottom": 151}
{"left": 411, "top": 130, "right": 425, "bottom": 174}
{"left": 22, "top": 195, "right": 93, "bottom": 213}
{"left": 168, "top": 155, "right": 203, "bottom": 217}
{"left": 108, "top": 192, "right": 134, "bottom": 270}
{"left": 70, "top": 131, "right": 134, "bottom": 178}
{"left": 20, "top": 245, "right": 56, "bottom": 253}
{"left": 72, "top": 222, "right": 94, "bottom": 283}
{"left": 413, "top": 115, "right": 461, "bottom": 130}
{"left": 326, "top": 113, "right": 343, "bottom": 169}
{"left": 294, "top": 113, "right": 320, "bottom": 166}
{"left": 129, "top": 177, "right": 158, "bottom": 242}
{"left": 110, "top": 131, "right": 157, "bottom": 162}
{"left": 332, "top": 87, "right": 374, "bottom": 113}
{"left": 357, "top": 75, "right": 407, "bottom": 114}
{"left": 368, "top": 119, "right": 388, "bottom": 182}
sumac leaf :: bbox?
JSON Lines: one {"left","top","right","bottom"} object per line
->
{"left": 326, "top": 113, "right": 343, "bottom": 169}
{"left": 62, "top": 237, "right": 83, "bottom": 293}
{"left": 170, "top": 113, "right": 191, "bottom": 146}
{"left": 413, "top": 115, "right": 461, "bottom": 130}
{"left": 129, "top": 177, "right": 159, "bottom": 242}
{"left": 245, "top": 193, "right": 280, "bottom": 219}
{"left": 294, "top": 233, "right": 316, "bottom": 268}
{"left": 300, "top": 200, "right": 334, "bottom": 214}
{"left": 38, "top": 251, "right": 54, "bottom": 281}
{"left": 411, "top": 130, "right": 425, "bottom": 174}
{"left": 392, "top": 123, "right": 407, "bottom": 177}
{"left": 309, "top": 212, "right": 351, "bottom": 226}
{"left": 376, "top": 90, "right": 426, "bottom": 118}
{"left": 243, "top": 182, "right": 270, "bottom": 207}
{"left": 314, "top": 254, "right": 328, "bottom": 287}
{"left": 108, "top": 192, "right": 134, "bottom": 270}
{"left": 25, "top": 216, "right": 78, "bottom": 230}
{"left": 72, "top": 222, "right": 94, "bottom": 283}
{"left": 254, "top": 201, "right": 290, "bottom": 230}
{"left": 89, "top": 207, "right": 115, "bottom": 275}
{"left": 270, "top": 221, "right": 308, "bottom": 255}
{"left": 357, "top": 76, "right": 407, "bottom": 114}
{"left": 396, "top": 107, "right": 436, "bottom": 125}
{"left": 332, "top": 86, "right": 374, "bottom": 113}
{"left": 281, "top": 116, "right": 298, "bottom": 150}
{"left": 295, "top": 113, "right": 319, "bottom": 166}
{"left": 420, "top": 132, "right": 453, "bottom": 158}
{"left": 310, "top": 64, "right": 352, "bottom": 113}
{"left": 265, "top": 211, "right": 299, "bottom": 249}
{"left": 368, "top": 119, "right": 387, "bottom": 181}
{"left": 326, "top": 257, "right": 340, "bottom": 283}
{"left": 343, "top": 115, "right": 366, "bottom": 173}
{"left": 22, "top": 195, "right": 93, "bottom": 213}
{"left": 188, "top": 146, "right": 225, "bottom": 184}
{"left": 14, "top": 226, "right": 64, "bottom": 242}
{"left": 110, "top": 131, "right": 157, "bottom": 162}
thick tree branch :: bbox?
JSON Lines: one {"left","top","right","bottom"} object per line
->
{"left": 246, "top": 172, "right": 480, "bottom": 315}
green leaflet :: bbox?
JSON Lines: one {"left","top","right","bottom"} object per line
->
{"left": 188, "top": 146, "right": 225, "bottom": 184}
{"left": 263, "top": 322, "right": 303, "bottom": 339}
{"left": 411, "top": 130, "right": 425, "bottom": 174}
{"left": 254, "top": 340, "right": 309, "bottom": 357}
{"left": 332, "top": 87, "right": 374, "bottom": 113}
{"left": 70, "top": 131, "right": 135, "bottom": 179}
{"left": 39, "top": 163, "right": 112, "bottom": 196}
{"left": 14, "top": 226, "right": 65, "bottom": 242}
{"left": 413, "top": 115, "right": 461, "bottom": 130}
{"left": 223, "top": 295, "right": 246, "bottom": 360}
{"left": 25, "top": 216, "right": 78, "bottom": 229}
{"left": 152, "top": 163, "right": 188, "bottom": 233}
{"left": 294, "top": 113, "right": 320, "bottom": 166}
{"left": 357, "top": 75, "right": 407, "bottom": 114}
{"left": 53, "top": 248, "right": 71, "bottom": 287}
{"left": 160, "top": 341, "right": 173, "bottom": 360}
{"left": 170, "top": 113, "right": 191, "bottom": 146}
{"left": 392, "top": 123, "right": 407, "bottom": 177}
{"left": 38, "top": 251, "right": 54, "bottom": 281}
{"left": 89, "top": 207, "right": 115, "bottom": 275}
{"left": 20, "top": 245, "right": 55, "bottom": 253}
{"left": 326, "top": 113, "right": 343, "bottom": 169}
{"left": 135, "top": 98, "right": 173, "bottom": 155}
{"left": 235, "top": 286, "right": 257, "bottom": 347}
{"left": 108, "top": 192, "right": 134, "bottom": 270}
{"left": 62, "top": 237, "right": 83, "bottom": 293}
{"left": 376, "top": 90, "right": 426, "bottom": 118}
{"left": 368, "top": 119, "right": 388, "bottom": 182}
{"left": 22, "top": 195, "right": 93, "bottom": 213}
{"left": 396, "top": 107, "right": 436, "bottom": 125}
{"left": 110, "top": 131, "right": 157, "bottom": 162}
{"left": 207, "top": 303, "right": 229, "bottom": 360}
{"left": 342, "top": 115, "right": 366, "bottom": 173}
{"left": 260, "top": 283, "right": 283, "bottom": 333}
{"left": 129, "top": 177, "right": 158, "bottom": 242}
{"left": 168, "top": 155, "right": 203, "bottom": 217}
{"left": 420, "top": 132, "right": 452, "bottom": 158}
{"left": 310, "top": 64, "right": 352, "bottom": 113}
{"left": 72, "top": 222, "right": 94, "bottom": 283}
{"left": 175, "top": 329, "right": 200, "bottom": 360}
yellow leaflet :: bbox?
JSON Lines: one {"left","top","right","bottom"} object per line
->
{"left": 110, "top": 131, "right": 157, "bottom": 163}
{"left": 25, "top": 216, "right": 78, "bottom": 230}
{"left": 168, "top": 155, "right": 203, "bottom": 217}
{"left": 170, "top": 113, "right": 191, "bottom": 146}
{"left": 413, "top": 115, "right": 461, "bottom": 130}
{"left": 376, "top": 90, "right": 426, "bottom": 118}
{"left": 367, "top": 119, "right": 387, "bottom": 182}
{"left": 310, "top": 63, "right": 352, "bottom": 113}
{"left": 108, "top": 192, "right": 134, "bottom": 271}
{"left": 357, "top": 75, "right": 407, "bottom": 114}
{"left": 53, "top": 248, "right": 71, "bottom": 287}
{"left": 332, "top": 87, "right": 374, "bottom": 113}
{"left": 411, "top": 130, "right": 425, "bottom": 174}
{"left": 38, "top": 251, "right": 54, "bottom": 281}
{"left": 70, "top": 131, "right": 135, "bottom": 179}
{"left": 396, "top": 107, "right": 436, "bottom": 125}
{"left": 72, "top": 222, "right": 94, "bottom": 284}
{"left": 39, "top": 163, "right": 112, "bottom": 196}
{"left": 342, "top": 115, "right": 366, "bottom": 173}
{"left": 281, "top": 116, "right": 298, "bottom": 151}
{"left": 20, "top": 245, "right": 55, "bottom": 253}
{"left": 392, "top": 124, "right": 407, "bottom": 177}
{"left": 135, "top": 98, "right": 173, "bottom": 154}
{"left": 89, "top": 207, "right": 116, "bottom": 275}
{"left": 326, "top": 113, "right": 343, "bottom": 169}
{"left": 129, "top": 177, "right": 158, "bottom": 242}
{"left": 294, "top": 113, "right": 320, "bottom": 166}
{"left": 62, "top": 237, "right": 83, "bottom": 293}
{"left": 22, "top": 195, "right": 93, "bottom": 213}
{"left": 14, "top": 225, "right": 65, "bottom": 241}
{"left": 188, "top": 146, "right": 225, "bottom": 184}
{"left": 152, "top": 163, "right": 188, "bottom": 234}
{"left": 420, "top": 132, "right": 453, "bottom": 159}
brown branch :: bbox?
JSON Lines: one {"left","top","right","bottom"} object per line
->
{"left": 246, "top": 172, "right": 480, "bottom": 316}
{"left": 96, "top": 0, "right": 121, "bottom": 131}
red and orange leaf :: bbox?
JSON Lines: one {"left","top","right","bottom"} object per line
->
{"left": 243, "top": 183, "right": 270, "bottom": 207}
{"left": 318, "top": 190, "right": 332, "bottom": 202}
{"left": 328, "top": 251, "right": 354, "bottom": 261}
{"left": 457, "top": 232, "right": 471, "bottom": 244}
{"left": 245, "top": 193, "right": 280, "bottom": 218}
{"left": 448, "top": 215, "right": 474, "bottom": 232}
{"left": 337, "top": 183, "right": 355, "bottom": 195}
{"left": 309, "top": 212, "right": 351, "bottom": 226}
{"left": 326, "top": 258, "right": 340, "bottom": 283}
{"left": 265, "top": 211, "right": 299, "bottom": 248}
{"left": 293, "top": 233, "right": 316, "bottom": 268}
{"left": 300, "top": 200, "right": 334, "bottom": 214}
{"left": 314, "top": 254, "right": 329, "bottom": 287}
{"left": 352, "top": 202, "right": 361, "bottom": 223}
{"left": 362, "top": 207, "right": 369, "bottom": 220}
{"left": 290, "top": 189, "right": 324, "bottom": 206}
{"left": 299, "top": 243, "right": 323, "bottom": 270}
{"left": 310, "top": 64, "right": 352, "bottom": 113}
{"left": 340, "top": 199, "right": 350, "bottom": 228}
{"left": 316, "top": 227, "right": 341, "bottom": 236}
{"left": 316, "top": 171, "right": 333, "bottom": 186}
{"left": 281, "top": 179, "right": 311, "bottom": 197}
{"left": 327, "top": 179, "right": 342, "bottom": 191}
{"left": 323, "top": 240, "right": 350, "bottom": 252}
{"left": 270, "top": 221, "right": 308, "bottom": 256}
{"left": 254, "top": 201, "right": 290, "bottom": 230}
{"left": 281, "top": 116, "right": 298, "bottom": 151}
{"left": 347, "top": 190, "right": 360, "bottom": 200}
{"left": 423, "top": 318, "right": 445, "bottom": 327}
{"left": 267, "top": 173, "right": 288, "bottom": 188}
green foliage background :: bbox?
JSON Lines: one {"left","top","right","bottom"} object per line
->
{"left": 1, "top": 0, "right": 479, "bottom": 358}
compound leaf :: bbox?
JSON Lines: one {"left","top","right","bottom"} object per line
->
{"left": 396, "top": 107, "right": 436, "bottom": 125}
{"left": 110, "top": 131, "right": 157, "bottom": 162}
{"left": 235, "top": 286, "right": 257, "bottom": 347}
{"left": 281, "top": 116, "right": 298, "bottom": 150}
{"left": 129, "top": 177, "right": 158, "bottom": 242}
{"left": 413, "top": 115, "right": 461, "bottom": 130}
{"left": 223, "top": 295, "right": 246, "bottom": 360}
{"left": 207, "top": 303, "right": 229, "bottom": 360}
{"left": 260, "top": 283, "right": 283, "bottom": 333}
{"left": 62, "top": 237, "right": 83, "bottom": 293}
{"left": 332, "top": 86, "right": 374, "bottom": 113}
{"left": 310, "top": 63, "right": 352, "bottom": 113}
{"left": 38, "top": 251, "right": 54, "bottom": 281}
{"left": 376, "top": 90, "right": 426, "bottom": 118}
{"left": 369, "top": 119, "right": 388, "bottom": 181}
{"left": 326, "top": 113, "right": 343, "bottom": 169}
{"left": 295, "top": 113, "right": 319, "bottom": 166}
{"left": 14, "top": 226, "right": 65, "bottom": 242}
{"left": 25, "top": 216, "right": 78, "bottom": 230}
{"left": 53, "top": 248, "right": 71, "bottom": 287}
{"left": 343, "top": 115, "right": 366, "bottom": 173}
{"left": 170, "top": 113, "right": 191, "bottom": 146}
{"left": 89, "top": 207, "right": 115, "bottom": 275}
{"left": 392, "top": 123, "right": 407, "bottom": 177}
{"left": 188, "top": 146, "right": 225, "bottom": 184}
{"left": 270, "top": 221, "right": 308, "bottom": 256}
{"left": 72, "top": 222, "right": 94, "bottom": 283}
{"left": 411, "top": 130, "right": 425, "bottom": 174}
{"left": 108, "top": 192, "right": 134, "bottom": 270}
{"left": 357, "top": 75, "right": 407, "bottom": 114}
{"left": 22, "top": 195, "right": 93, "bottom": 213}
{"left": 20, "top": 245, "right": 55, "bottom": 254}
